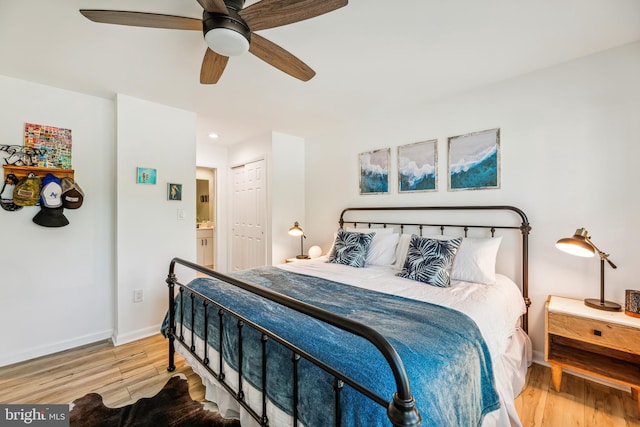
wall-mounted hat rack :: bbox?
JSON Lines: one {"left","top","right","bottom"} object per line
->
{"left": 3, "top": 165, "right": 75, "bottom": 181}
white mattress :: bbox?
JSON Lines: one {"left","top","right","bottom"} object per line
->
{"left": 175, "top": 258, "right": 531, "bottom": 427}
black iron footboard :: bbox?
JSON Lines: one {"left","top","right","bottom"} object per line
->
{"left": 166, "top": 257, "right": 422, "bottom": 427}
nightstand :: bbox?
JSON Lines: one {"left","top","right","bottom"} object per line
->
{"left": 545, "top": 295, "right": 640, "bottom": 410}
{"left": 286, "top": 257, "right": 310, "bottom": 263}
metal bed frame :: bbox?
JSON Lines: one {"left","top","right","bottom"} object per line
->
{"left": 165, "top": 205, "right": 531, "bottom": 427}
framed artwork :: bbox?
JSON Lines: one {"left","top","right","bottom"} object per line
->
{"left": 24, "top": 122, "right": 72, "bottom": 169}
{"left": 359, "top": 148, "right": 390, "bottom": 194}
{"left": 136, "top": 167, "right": 157, "bottom": 185}
{"left": 398, "top": 139, "right": 437, "bottom": 193}
{"left": 167, "top": 183, "right": 182, "bottom": 201}
{"left": 448, "top": 128, "right": 500, "bottom": 191}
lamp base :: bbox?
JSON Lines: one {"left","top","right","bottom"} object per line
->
{"left": 296, "top": 255, "right": 310, "bottom": 259}
{"left": 584, "top": 298, "right": 621, "bottom": 311}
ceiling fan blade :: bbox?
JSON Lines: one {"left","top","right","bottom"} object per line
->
{"left": 196, "top": 0, "right": 228, "bottom": 14}
{"left": 249, "top": 33, "right": 315, "bottom": 82}
{"left": 79, "top": 10, "right": 202, "bottom": 31}
{"left": 201, "top": 48, "right": 229, "bottom": 84}
{"left": 240, "top": 0, "right": 347, "bottom": 31}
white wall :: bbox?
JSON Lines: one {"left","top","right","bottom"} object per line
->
{"left": 0, "top": 76, "right": 116, "bottom": 365}
{"left": 305, "top": 41, "right": 640, "bottom": 359}
{"left": 272, "top": 132, "right": 305, "bottom": 263}
{"left": 226, "top": 132, "right": 306, "bottom": 266}
{"left": 114, "top": 94, "right": 196, "bottom": 344}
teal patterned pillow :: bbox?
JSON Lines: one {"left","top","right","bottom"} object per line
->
{"left": 329, "top": 230, "right": 375, "bottom": 268}
{"left": 396, "top": 235, "right": 463, "bottom": 287}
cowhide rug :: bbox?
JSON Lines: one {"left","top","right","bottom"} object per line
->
{"left": 69, "top": 375, "right": 240, "bottom": 427}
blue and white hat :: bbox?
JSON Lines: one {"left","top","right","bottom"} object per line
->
{"left": 39, "top": 173, "right": 63, "bottom": 208}
{"left": 32, "top": 173, "right": 69, "bottom": 227}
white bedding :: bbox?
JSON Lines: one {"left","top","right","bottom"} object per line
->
{"left": 175, "top": 258, "right": 531, "bottom": 427}
{"left": 279, "top": 256, "right": 525, "bottom": 357}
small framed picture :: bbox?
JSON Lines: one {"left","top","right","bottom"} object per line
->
{"left": 136, "top": 167, "right": 157, "bottom": 185}
{"left": 167, "top": 183, "right": 182, "bottom": 201}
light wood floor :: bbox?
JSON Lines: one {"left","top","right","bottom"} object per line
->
{"left": 1, "top": 334, "right": 639, "bottom": 426}
{"left": 0, "top": 334, "right": 206, "bottom": 407}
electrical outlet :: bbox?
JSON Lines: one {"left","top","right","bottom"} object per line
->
{"left": 177, "top": 208, "right": 185, "bottom": 220}
{"left": 134, "top": 289, "right": 143, "bottom": 303}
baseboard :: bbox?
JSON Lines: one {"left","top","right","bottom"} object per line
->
{"left": 0, "top": 329, "right": 113, "bottom": 368}
{"left": 532, "top": 349, "right": 545, "bottom": 365}
{"left": 112, "top": 323, "right": 163, "bottom": 346}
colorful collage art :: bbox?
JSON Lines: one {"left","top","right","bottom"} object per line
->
{"left": 23, "top": 123, "right": 72, "bottom": 169}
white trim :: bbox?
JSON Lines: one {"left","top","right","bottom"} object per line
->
{"left": 229, "top": 156, "right": 265, "bottom": 170}
{"left": 112, "top": 323, "right": 162, "bottom": 346}
{"left": 0, "top": 329, "right": 113, "bottom": 367}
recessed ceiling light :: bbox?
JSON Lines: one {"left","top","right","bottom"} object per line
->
{"left": 208, "top": 132, "right": 219, "bottom": 139}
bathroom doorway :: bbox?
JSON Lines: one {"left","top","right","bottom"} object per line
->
{"left": 196, "top": 167, "right": 216, "bottom": 269}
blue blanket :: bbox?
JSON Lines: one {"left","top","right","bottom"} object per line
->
{"left": 161, "top": 266, "right": 499, "bottom": 426}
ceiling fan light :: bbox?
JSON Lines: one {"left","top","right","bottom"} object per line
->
{"left": 205, "top": 27, "right": 249, "bottom": 57}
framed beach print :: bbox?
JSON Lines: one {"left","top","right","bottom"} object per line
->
{"left": 448, "top": 128, "right": 500, "bottom": 191}
{"left": 136, "top": 167, "right": 157, "bottom": 185}
{"left": 359, "top": 148, "right": 390, "bottom": 194}
{"left": 167, "top": 183, "right": 182, "bottom": 201}
{"left": 398, "top": 139, "right": 437, "bottom": 193}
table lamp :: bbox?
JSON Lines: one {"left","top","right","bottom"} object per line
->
{"left": 288, "top": 221, "right": 309, "bottom": 259}
{"left": 556, "top": 227, "right": 620, "bottom": 311}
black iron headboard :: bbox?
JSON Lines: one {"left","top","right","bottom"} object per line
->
{"left": 338, "top": 205, "right": 532, "bottom": 333}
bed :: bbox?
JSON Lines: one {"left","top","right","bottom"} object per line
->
{"left": 162, "top": 205, "right": 532, "bottom": 427}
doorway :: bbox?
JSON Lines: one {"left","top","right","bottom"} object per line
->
{"left": 196, "top": 167, "right": 216, "bottom": 269}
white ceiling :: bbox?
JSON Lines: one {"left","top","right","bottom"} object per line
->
{"left": 1, "top": 0, "right": 639, "bottom": 145}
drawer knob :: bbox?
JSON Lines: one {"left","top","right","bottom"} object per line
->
{"left": 594, "top": 329, "right": 602, "bottom": 336}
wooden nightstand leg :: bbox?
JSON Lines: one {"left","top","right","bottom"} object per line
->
{"left": 550, "top": 363, "right": 563, "bottom": 392}
{"left": 632, "top": 387, "right": 639, "bottom": 412}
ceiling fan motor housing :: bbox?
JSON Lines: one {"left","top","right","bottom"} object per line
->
{"left": 202, "top": 9, "right": 251, "bottom": 56}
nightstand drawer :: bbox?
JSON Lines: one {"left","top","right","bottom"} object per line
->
{"left": 548, "top": 312, "right": 640, "bottom": 354}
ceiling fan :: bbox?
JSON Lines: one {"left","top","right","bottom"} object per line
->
{"left": 80, "top": 0, "right": 347, "bottom": 84}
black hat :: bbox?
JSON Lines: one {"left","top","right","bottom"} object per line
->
{"left": 33, "top": 206, "right": 70, "bottom": 227}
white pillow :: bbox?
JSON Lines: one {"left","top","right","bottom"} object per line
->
{"left": 392, "top": 233, "right": 414, "bottom": 270}
{"left": 451, "top": 236, "right": 502, "bottom": 285}
{"left": 366, "top": 232, "right": 399, "bottom": 266}
{"left": 392, "top": 234, "right": 502, "bottom": 285}
{"left": 345, "top": 227, "right": 398, "bottom": 266}
{"left": 324, "top": 228, "right": 390, "bottom": 258}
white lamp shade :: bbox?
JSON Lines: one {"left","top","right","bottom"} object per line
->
{"left": 204, "top": 28, "right": 250, "bottom": 57}
{"left": 288, "top": 221, "right": 304, "bottom": 236}
{"left": 308, "top": 245, "right": 322, "bottom": 258}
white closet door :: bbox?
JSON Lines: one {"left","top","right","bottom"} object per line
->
{"left": 231, "top": 159, "right": 266, "bottom": 271}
